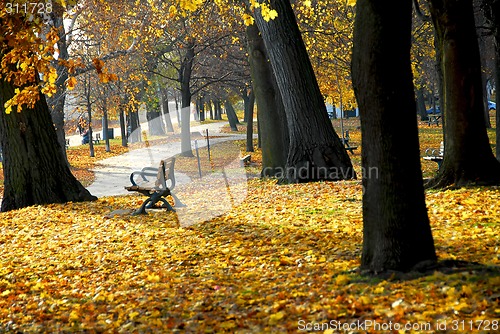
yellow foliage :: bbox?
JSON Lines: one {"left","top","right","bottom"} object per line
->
{"left": 243, "top": 13, "right": 255, "bottom": 26}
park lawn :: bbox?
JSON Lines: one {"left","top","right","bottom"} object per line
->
{"left": 0, "top": 120, "right": 499, "bottom": 332}
{"left": 0, "top": 175, "right": 499, "bottom": 332}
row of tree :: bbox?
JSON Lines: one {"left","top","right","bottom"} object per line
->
{"left": 1, "top": 0, "right": 499, "bottom": 272}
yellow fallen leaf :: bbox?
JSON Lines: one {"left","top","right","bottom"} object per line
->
{"left": 129, "top": 311, "right": 140, "bottom": 320}
{"left": 269, "top": 311, "right": 284, "bottom": 325}
{"left": 220, "top": 321, "right": 236, "bottom": 329}
{"left": 69, "top": 310, "right": 80, "bottom": 322}
{"left": 335, "top": 274, "right": 350, "bottom": 285}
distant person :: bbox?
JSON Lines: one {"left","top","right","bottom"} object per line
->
{"left": 82, "top": 129, "right": 89, "bottom": 144}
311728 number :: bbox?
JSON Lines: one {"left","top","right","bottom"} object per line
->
{"left": 5, "top": 2, "right": 53, "bottom": 15}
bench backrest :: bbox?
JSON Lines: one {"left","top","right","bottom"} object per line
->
{"left": 155, "top": 158, "right": 176, "bottom": 190}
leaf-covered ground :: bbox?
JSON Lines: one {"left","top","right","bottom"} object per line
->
{"left": 1, "top": 121, "right": 500, "bottom": 332}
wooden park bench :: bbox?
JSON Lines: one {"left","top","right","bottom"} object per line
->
{"left": 423, "top": 141, "right": 444, "bottom": 169}
{"left": 125, "top": 157, "right": 184, "bottom": 215}
{"left": 240, "top": 154, "right": 251, "bottom": 167}
{"left": 93, "top": 133, "right": 101, "bottom": 145}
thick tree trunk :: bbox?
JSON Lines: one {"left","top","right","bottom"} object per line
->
{"left": 352, "top": 0, "right": 436, "bottom": 272}
{"left": 427, "top": 0, "right": 500, "bottom": 188}
{"left": 0, "top": 78, "right": 97, "bottom": 211}
{"left": 253, "top": 0, "right": 355, "bottom": 183}
{"left": 246, "top": 23, "right": 289, "bottom": 177}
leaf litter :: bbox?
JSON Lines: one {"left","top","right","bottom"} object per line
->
{"left": 0, "top": 137, "right": 499, "bottom": 332}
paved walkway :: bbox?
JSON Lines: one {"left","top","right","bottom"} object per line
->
{"left": 84, "top": 122, "right": 249, "bottom": 197}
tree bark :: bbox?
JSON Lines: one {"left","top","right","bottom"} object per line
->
{"left": 352, "top": 0, "right": 436, "bottom": 272}
{"left": 102, "top": 103, "right": 110, "bottom": 152}
{"left": 0, "top": 76, "right": 97, "bottom": 211}
{"left": 416, "top": 88, "right": 428, "bottom": 122}
{"left": 246, "top": 89, "right": 255, "bottom": 152}
{"left": 159, "top": 87, "right": 174, "bottom": 133}
{"left": 246, "top": 23, "right": 289, "bottom": 177}
{"left": 180, "top": 41, "right": 195, "bottom": 157}
{"left": 119, "top": 104, "right": 128, "bottom": 147}
{"left": 128, "top": 110, "right": 141, "bottom": 143}
{"left": 426, "top": 0, "right": 500, "bottom": 188}
{"left": 225, "top": 100, "right": 239, "bottom": 131}
{"left": 146, "top": 108, "right": 165, "bottom": 136}
{"left": 214, "top": 99, "right": 223, "bottom": 120}
{"left": 253, "top": 0, "right": 355, "bottom": 182}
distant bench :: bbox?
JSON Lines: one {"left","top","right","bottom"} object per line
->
{"left": 125, "top": 157, "right": 184, "bottom": 215}
{"left": 423, "top": 141, "right": 444, "bottom": 169}
{"left": 341, "top": 130, "right": 358, "bottom": 154}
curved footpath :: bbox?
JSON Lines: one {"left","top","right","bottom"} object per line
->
{"left": 84, "top": 122, "right": 250, "bottom": 198}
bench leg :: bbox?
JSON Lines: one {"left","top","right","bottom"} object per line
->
{"left": 133, "top": 198, "right": 152, "bottom": 215}
{"left": 158, "top": 198, "right": 176, "bottom": 212}
{"left": 135, "top": 192, "right": 176, "bottom": 215}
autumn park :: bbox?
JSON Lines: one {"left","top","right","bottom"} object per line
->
{"left": 1, "top": 0, "right": 500, "bottom": 332}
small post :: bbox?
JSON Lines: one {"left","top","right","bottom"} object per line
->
{"left": 195, "top": 140, "right": 202, "bottom": 178}
{"left": 206, "top": 128, "right": 211, "bottom": 161}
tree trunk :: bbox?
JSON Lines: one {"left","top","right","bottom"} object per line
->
{"left": 225, "top": 100, "right": 239, "bottom": 131}
{"left": 352, "top": 0, "right": 436, "bottom": 272}
{"left": 253, "top": 0, "right": 355, "bottom": 183}
{"left": 416, "top": 88, "right": 428, "bottom": 121}
{"left": 214, "top": 99, "right": 223, "bottom": 120}
{"left": 47, "top": 4, "right": 70, "bottom": 162}
{"left": 198, "top": 96, "right": 205, "bottom": 122}
{"left": 0, "top": 77, "right": 97, "bottom": 211}
{"left": 427, "top": 0, "right": 500, "bottom": 188}
{"left": 246, "top": 23, "right": 289, "bottom": 177}
{"left": 180, "top": 41, "right": 195, "bottom": 157}
{"left": 146, "top": 108, "right": 165, "bottom": 137}
{"left": 246, "top": 89, "right": 255, "bottom": 152}
{"left": 119, "top": 104, "right": 128, "bottom": 147}
{"left": 102, "top": 105, "right": 110, "bottom": 153}
{"left": 160, "top": 87, "right": 174, "bottom": 133}
{"left": 174, "top": 92, "right": 181, "bottom": 128}
{"left": 208, "top": 99, "right": 214, "bottom": 120}
{"left": 85, "top": 87, "right": 95, "bottom": 157}
{"left": 128, "top": 110, "right": 141, "bottom": 143}
{"left": 242, "top": 89, "right": 250, "bottom": 123}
